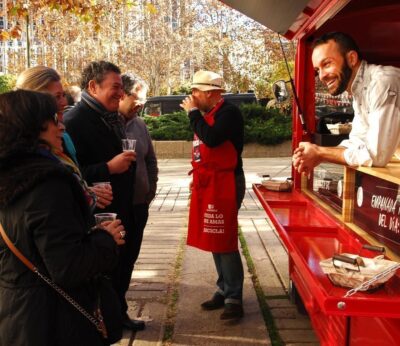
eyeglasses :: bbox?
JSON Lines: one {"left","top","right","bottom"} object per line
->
{"left": 53, "top": 113, "right": 59, "bottom": 125}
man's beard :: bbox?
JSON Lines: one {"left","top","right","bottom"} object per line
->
{"left": 330, "top": 61, "right": 352, "bottom": 96}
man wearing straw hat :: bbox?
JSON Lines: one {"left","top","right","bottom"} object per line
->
{"left": 181, "top": 70, "right": 246, "bottom": 320}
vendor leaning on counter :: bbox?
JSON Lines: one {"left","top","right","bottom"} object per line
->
{"left": 293, "top": 32, "right": 400, "bottom": 174}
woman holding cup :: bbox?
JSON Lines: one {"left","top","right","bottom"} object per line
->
{"left": 0, "top": 90, "right": 124, "bottom": 345}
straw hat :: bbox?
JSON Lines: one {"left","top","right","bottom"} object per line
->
{"left": 191, "top": 70, "right": 225, "bottom": 91}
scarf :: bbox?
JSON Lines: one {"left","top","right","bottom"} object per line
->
{"left": 49, "top": 147, "right": 97, "bottom": 213}
{"left": 81, "top": 90, "right": 126, "bottom": 139}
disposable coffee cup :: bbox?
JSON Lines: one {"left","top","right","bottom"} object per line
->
{"left": 94, "top": 213, "right": 117, "bottom": 226}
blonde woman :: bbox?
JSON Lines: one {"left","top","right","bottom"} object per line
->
{"left": 16, "top": 66, "right": 113, "bottom": 210}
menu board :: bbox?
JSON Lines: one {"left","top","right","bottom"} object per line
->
{"left": 353, "top": 172, "right": 400, "bottom": 254}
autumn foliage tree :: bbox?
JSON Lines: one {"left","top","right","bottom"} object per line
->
{"left": 1, "top": 0, "right": 294, "bottom": 98}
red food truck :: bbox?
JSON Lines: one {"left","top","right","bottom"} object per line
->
{"left": 219, "top": 0, "right": 400, "bottom": 345}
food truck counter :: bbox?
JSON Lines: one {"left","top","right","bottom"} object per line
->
{"left": 219, "top": 0, "right": 400, "bottom": 343}
{"left": 356, "top": 163, "right": 400, "bottom": 186}
{"left": 253, "top": 161, "right": 400, "bottom": 344}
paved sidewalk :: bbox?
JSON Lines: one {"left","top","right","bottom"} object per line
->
{"left": 114, "top": 158, "right": 319, "bottom": 346}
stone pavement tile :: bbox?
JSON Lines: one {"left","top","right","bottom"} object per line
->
{"left": 135, "top": 263, "right": 172, "bottom": 270}
{"left": 279, "top": 330, "right": 320, "bottom": 344}
{"left": 113, "top": 301, "right": 167, "bottom": 346}
{"left": 138, "top": 248, "right": 179, "bottom": 254}
{"left": 270, "top": 307, "right": 298, "bottom": 319}
{"left": 255, "top": 227, "right": 289, "bottom": 291}
{"left": 128, "top": 282, "right": 166, "bottom": 291}
{"left": 137, "top": 253, "right": 176, "bottom": 259}
{"left": 132, "top": 302, "right": 167, "bottom": 346}
{"left": 173, "top": 245, "right": 271, "bottom": 346}
{"left": 241, "top": 225, "right": 286, "bottom": 296}
{"left": 267, "top": 299, "right": 293, "bottom": 308}
{"left": 274, "top": 318, "right": 313, "bottom": 329}
{"left": 132, "top": 270, "right": 170, "bottom": 280}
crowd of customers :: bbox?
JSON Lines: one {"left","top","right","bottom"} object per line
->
{"left": 0, "top": 61, "right": 159, "bottom": 344}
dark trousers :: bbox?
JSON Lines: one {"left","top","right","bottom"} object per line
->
{"left": 114, "top": 204, "right": 149, "bottom": 313}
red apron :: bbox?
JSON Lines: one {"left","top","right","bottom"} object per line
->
{"left": 187, "top": 100, "right": 238, "bottom": 253}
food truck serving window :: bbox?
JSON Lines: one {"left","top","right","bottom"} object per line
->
{"left": 218, "top": 0, "right": 400, "bottom": 345}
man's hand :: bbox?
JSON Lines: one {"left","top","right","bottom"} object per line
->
{"left": 292, "top": 142, "right": 322, "bottom": 175}
{"left": 107, "top": 151, "right": 136, "bottom": 174}
{"left": 180, "top": 95, "right": 198, "bottom": 113}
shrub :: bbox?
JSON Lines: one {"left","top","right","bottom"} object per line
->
{"left": 0, "top": 75, "right": 16, "bottom": 94}
{"left": 241, "top": 103, "right": 292, "bottom": 145}
{"left": 144, "top": 111, "right": 192, "bottom": 141}
{"left": 144, "top": 103, "right": 292, "bottom": 144}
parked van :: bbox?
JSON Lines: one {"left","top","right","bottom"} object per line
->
{"left": 142, "top": 93, "right": 257, "bottom": 116}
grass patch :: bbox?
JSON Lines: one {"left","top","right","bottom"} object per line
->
{"left": 162, "top": 233, "right": 187, "bottom": 345}
{"left": 239, "top": 228, "right": 284, "bottom": 346}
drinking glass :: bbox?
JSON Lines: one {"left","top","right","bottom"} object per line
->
{"left": 94, "top": 213, "right": 117, "bottom": 226}
{"left": 122, "top": 139, "right": 136, "bottom": 152}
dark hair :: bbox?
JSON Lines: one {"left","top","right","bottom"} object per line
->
{"left": 80, "top": 60, "right": 121, "bottom": 90}
{"left": 121, "top": 73, "right": 138, "bottom": 95}
{"left": 313, "top": 32, "right": 361, "bottom": 59}
{"left": 65, "top": 91, "right": 74, "bottom": 106}
{"left": 0, "top": 90, "right": 57, "bottom": 158}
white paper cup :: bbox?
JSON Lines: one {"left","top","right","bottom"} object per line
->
{"left": 94, "top": 213, "right": 117, "bottom": 226}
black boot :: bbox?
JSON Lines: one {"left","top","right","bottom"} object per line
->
{"left": 220, "top": 303, "right": 244, "bottom": 320}
{"left": 201, "top": 293, "right": 225, "bottom": 310}
{"left": 121, "top": 313, "right": 146, "bottom": 331}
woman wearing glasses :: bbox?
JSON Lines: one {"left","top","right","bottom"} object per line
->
{"left": 0, "top": 90, "right": 124, "bottom": 345}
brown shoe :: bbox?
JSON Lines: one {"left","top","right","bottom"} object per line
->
{"left": 201, "top": 294, "right": 225, "bottom": 310}
{"left": 220, "top": 303, "right": 244, "bottom": 320}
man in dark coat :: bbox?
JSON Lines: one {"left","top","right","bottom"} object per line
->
{"left": 65, "top": 61, "right": 144, "bottom": 331}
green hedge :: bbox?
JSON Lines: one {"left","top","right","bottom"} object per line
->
{"left": 241, "top": 104, "right": 292, "bottom": 145}
{"left": 0, "top": 75, "right": 16, "bottom": 94}
{"left": 143, "top": 103, "right": 292, "bottom": 145}
{"left": 144, "top": 112, "right": 192, "bottom": 141}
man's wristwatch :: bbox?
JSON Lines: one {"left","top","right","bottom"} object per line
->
{"left": 188, "top": 107, "right": 198, "bottom": 113}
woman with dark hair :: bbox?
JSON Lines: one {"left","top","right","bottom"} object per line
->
{"left": 0, "top": 90, "right": 124, "bottom": 345}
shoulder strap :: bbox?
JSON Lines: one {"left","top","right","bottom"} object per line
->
{"left": 0, "top": 223, "right": 36, "bottom": 271}
{"left": 0, "top": 222, "right": 108, "bottom": 338}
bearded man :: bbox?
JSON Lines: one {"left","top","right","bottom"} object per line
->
{"left": 293, "top": 32, "right": 400, "bottom": 174}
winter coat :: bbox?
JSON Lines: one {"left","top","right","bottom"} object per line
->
{"left": 0, "top": 153, "right": 119, "bottom": 346}
{"left": 65, "top": 101, "right": 136, "bottom": 234}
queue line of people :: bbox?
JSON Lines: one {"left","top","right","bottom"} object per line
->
{"left": 0, "top": 61, "right": 158, "bottom": 344}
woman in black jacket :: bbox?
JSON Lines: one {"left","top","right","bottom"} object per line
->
{"left": 0, "top": 90, "right": 124, "bottom": 345}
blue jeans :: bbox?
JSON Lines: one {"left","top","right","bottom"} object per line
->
{"left": 212, "top": 251, "right": 244, "bottom": 305}
{"left": 212, "top": 172, "right": 246, "bottom": 305}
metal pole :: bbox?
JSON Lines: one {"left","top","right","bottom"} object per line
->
{"left": 26, "top": 14, "right": 30, "bottom": 68}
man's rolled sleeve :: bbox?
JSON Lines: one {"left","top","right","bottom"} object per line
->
{"left": 339, "top": 74, "right": 400, "bottom": 167}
